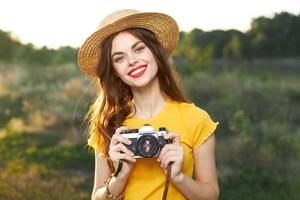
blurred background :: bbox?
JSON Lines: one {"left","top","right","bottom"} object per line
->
{"left": 0, "top": 0, "right": 299, "bottom": 199}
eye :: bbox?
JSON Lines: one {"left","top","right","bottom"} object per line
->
{"left": 114, "top": 55, "right": 125, "bottom": 63}
{"left": 135, "top": 46, "right": 145, "bottom": 53}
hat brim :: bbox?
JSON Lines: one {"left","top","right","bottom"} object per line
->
{"left": 77, "top": 12, "right": 179, "bottom": 77}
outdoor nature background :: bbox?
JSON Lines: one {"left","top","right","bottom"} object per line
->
{"left": 0, "top": 12, "right": 300, "bottom": 200}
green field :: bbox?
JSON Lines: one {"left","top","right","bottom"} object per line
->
{"left": 0, "top": 60, "right": 299, "bottom": 199}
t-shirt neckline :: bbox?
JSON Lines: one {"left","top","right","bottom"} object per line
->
{"left": 131, "top": 99, "right": 171, "bottom": 122}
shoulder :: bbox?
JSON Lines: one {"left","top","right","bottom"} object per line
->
{"left": 171, "top": 101, "right": 211, "bottom": 120}
{"left": 173, "top": 101, "right": 219, "bottom": 148}
{"left": 170, "top": 100, "right": 218, "bottom": 133}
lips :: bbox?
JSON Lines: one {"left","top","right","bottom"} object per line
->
{"left": 128, "top": 64, "right": 147, "bottom": 78}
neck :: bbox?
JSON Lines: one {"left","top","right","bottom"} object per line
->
{"left": 131, "top": 77, "right": 166, "bottom": 119}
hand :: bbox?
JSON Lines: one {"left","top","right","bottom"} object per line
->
{"left": 157, "top": 132, "right": 184, "bottom": 183}
{"left": 108, "top": 126, "right": 136, "bottom": 179}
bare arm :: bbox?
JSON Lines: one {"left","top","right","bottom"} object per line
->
{"left": 91, "top": 152, "right": 129, "bottom": 200}
{"left": 91, "top": 152, "right": 109, "bottom": 199}
{"left": 159, "top": 133, "right": 219, "bottom": 200}
{"left": 171, "top": 134, "right": 219, "bottom": 200}
{"left": 91, "top": 126, "right": 136, "bottom": 200}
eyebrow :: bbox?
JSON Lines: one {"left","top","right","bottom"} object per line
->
{"left": 111, "top": 41, "right": 143, "bottom": 58}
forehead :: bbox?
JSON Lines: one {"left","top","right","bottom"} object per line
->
{"left": 111, "top": 32, "right": 140, "bottom": 52}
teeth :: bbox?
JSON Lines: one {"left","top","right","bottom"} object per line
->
{"left": 131, "top": 67, "right": 145, "bottom": 76}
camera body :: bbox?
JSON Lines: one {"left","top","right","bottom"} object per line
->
{"left": 121, "top": 124, "right": 171, "bottom": 158}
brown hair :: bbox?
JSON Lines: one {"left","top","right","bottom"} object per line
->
{"left": 86, "top": 28, "right": 189, "bottom": 155}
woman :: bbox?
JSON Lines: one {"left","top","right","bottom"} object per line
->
{"left": 78, "top": 9, "right": 219, "bottom": 200}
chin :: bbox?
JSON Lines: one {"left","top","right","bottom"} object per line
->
{"left": 125, "top": 74, "right": 158, "bottom": 89}
{"left": 129, "top": 79, "right": 152, "bottom": 89}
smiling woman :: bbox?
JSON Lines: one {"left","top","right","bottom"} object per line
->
{"left": 78, "top": 9, "right": 219, "bottom": 200}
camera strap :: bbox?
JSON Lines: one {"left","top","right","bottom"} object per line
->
{"left": 113, "top": 160, "right": 123, "bottom": 177}
{"left": 162, "top": 162, "right": 172, "bottom": 200}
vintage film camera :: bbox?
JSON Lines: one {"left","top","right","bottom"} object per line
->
{"left": 121, "top": 124, "right": 171, "bottom": 158}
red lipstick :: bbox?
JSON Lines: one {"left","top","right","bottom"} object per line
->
{"left": 128, "top": 64, "right": 147, "bottom": 78}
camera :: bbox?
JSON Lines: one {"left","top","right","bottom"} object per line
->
{"left": 121, "top": 124, "right": 171, "bottom": 158}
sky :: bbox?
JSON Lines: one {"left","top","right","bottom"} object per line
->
{"left": 0, "top": 0, "right": 299, "bottom": 49}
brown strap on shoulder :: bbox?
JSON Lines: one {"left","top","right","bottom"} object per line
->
{"left": 162, "top": 163, "right": 172, "bottom": 200}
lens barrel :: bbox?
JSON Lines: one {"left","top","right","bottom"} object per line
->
{"left": 136, "top": 135, "right": 159, "bottom": 157}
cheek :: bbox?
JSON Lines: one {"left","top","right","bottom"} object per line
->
{"left": 144, "top": 49, "right": 156, "bottom": 61}
{"left": 112, "top": 64, "right": 124, "bottom": 77}
{"left": 143, "top": 50, "right": 158, "bottom": 68}
{"left": 147, "top": 54, "right": 158, "bottom": 71}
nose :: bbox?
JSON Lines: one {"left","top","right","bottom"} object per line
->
{"left": 128, "top": 54, "right": 138, "bottom": 66}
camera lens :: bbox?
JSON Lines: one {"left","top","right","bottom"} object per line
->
{"left": 136, "top": 135, "right": 159, "bottom": 157}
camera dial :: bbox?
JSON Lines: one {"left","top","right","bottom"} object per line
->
{"left": 139, "top": 124, "right": 155, "bottom": 134}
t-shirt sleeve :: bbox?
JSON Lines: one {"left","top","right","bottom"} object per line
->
{"left": 87, "top": 133, "right": 98, "bottom": 150}
{"left": 191, "top": 107, "right": 219, "bottom": 149}
{"left": 87, "top": 125, "right": 105, "bottom": 155}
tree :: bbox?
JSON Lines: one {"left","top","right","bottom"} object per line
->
{"left": 248, "top": 12, "right": 300, "bottom": 57}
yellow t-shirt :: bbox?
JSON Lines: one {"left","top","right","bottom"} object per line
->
{"left": 89, "top": 100, "right": 218, "bottom": 200}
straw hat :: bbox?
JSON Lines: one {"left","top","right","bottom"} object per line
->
{"left": 77, "top": 9, "right": 179, "bottom": 77}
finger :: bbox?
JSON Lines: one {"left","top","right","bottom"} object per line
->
{"left": 157, "top": 144, "right": 175, "bottom": 161}
{"left": 109, "top": 143, "right": 133, "bottom": 158}
{"left": 159, "top": 147, "right": 183, "bottom": 165}
{"left": 114, "top": 153, "right": 136, "bottom": 163}
{"left": 110, "top": 133, "right": 131, "bottom": 149}
{"left": 112, "top": 134, "right": 132, "bottom": 145}
{"left": 110, "top": 134, "right": 121, "bottom": 147}
{"left": 111, "top": 126, "right": 128, "bottom": 145}
{"left": 115, "top": 143, "right": 134, "bottom": 156}
{"left": 108, "top": 148, "right": 136, "bottom": 163}
{"left": 115, "top": 126, "right": 129, "bottom": 134}
{"left": 164, "top": 132, "right": 180, "bottom": 144}
{"left": 161, "top": 155, "right": 182, "bottom": 168}
{"left": 157, "top": 144, "right": 179, "bottom": 161}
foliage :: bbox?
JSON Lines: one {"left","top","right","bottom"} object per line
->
{"left": 248, "top": 12, "right": 300, "bottom": 57}
{"left": 0, "top": 10, "right": 300, "bottom": 200}
{"left": 183, "top": 66, "right": 300, "bottom": 200}
{"left": 1, "top": 59, "right": 299, "bottom": 199}
{"left": 0, "top": 62, "right": 95, "bottom": 200}
{"left": 0, "top": 132, "right": 93, "bottom": 200}
{"left": 174, "top": 12, "right": 300, "bottom": 75}
{"left": 0, "top": 29, "right": 77, "bottom": 66}
{"left": 1, "top": 12, "right": 300, "bottom": 74}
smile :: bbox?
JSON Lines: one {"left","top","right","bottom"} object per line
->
{"left": 128, "top": 65, "right": 147, "bottom": 78}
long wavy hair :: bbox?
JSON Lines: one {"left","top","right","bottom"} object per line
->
{"left": 86, "top": 28, "right": 189, "bottom": 156}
